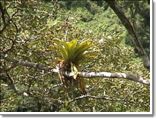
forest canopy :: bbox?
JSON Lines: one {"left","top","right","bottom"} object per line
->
{"left": 0, "top": 0, "right": 150, "bottom": 112}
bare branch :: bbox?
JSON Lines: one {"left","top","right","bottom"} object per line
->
{"left": 0, "top": 2, "right": 19, "bottom": 34}
{"left": 0, "top": 2, "right": 19, "bottom": 56}
{"left": 0, "top": 72, "right": 18, "bottom": 94}
{"left": 79, "top": 72, "right": 150, "bottom": 85}
{"left": 1, "top": 55, "right": 150, "bottom": 85}
{"left": 68, "top": 94, "right": 124, "bottom": 104}
{"left": 0, "top": 2, "right": 8, "bottom": 33}
{"left": 0, "top": 54, "right": 58, "bottom": 73}
{"left": 105, "top": 0, "right": 150, "bottom": 70}
{"left": 105, "top": 0, "right": 146, "bottom": 55}
{"left": 51, "top": 83, "right": 63, "bottom": 89}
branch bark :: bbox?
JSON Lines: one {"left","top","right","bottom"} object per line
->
{"left": 79, "top": 72, "right": 149, "bottom": 85}
{"left": 1, "top": 54, "right": 150, "bottom": 86}
{"left": 104, "top": 0, "right": 150, "bottom": 70}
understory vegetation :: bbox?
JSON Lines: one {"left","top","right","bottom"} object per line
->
{"left": 0, "top": 0, "right": 150, "bottom": 112}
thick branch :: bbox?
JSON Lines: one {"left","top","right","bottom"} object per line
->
{"left": 105, "top": 0, "right": 145, "bottom": 55}
{"left": 79, "top": 72, "right": 150, "bottom": 85}
{"left": 1, "top": 55, "right": 150, "bottom": 85}
{"left": 105, "top": 0, "right": 150, "bottom": 70}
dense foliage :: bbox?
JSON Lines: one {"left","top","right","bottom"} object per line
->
{"left": 0, "top": 0, "right": 150, "bottom": 112}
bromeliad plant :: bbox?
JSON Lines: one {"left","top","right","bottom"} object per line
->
{"left": 53, "top": 39, "right": 95, "bottom": 94}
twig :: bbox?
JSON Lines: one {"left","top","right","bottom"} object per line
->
{"left": 51, "top": 83, "right": 63, "bottom": 89}
{"left": 0, "top": 53, "right": 58, "bottom": 73}
{"left": 68, "top": 94, "right": 123, "bottom": 104}
{"left": 0, "top": 72, "right": 18, "bottom": 94}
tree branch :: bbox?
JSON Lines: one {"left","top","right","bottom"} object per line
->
{"left": 67, "top": 94, "right": 129, "bottom": 106}
{"left": 105, "top": 0, "right": 150, "bottom": 70}
{"left": 79, "top": 72, "right": 150, "bottom": 85}
{"left": 1, "top": 54, "right": 150, "bottom": 85}
{"left": 0, "top": 72, "right": 18, "bottom": 94}
{"left": 68, "top": 94, "right": 113, "bottom": 103}
{"left": 0, "top": 2, "right": 11, "bottom": 34}
{"left": 0, "top": 53, "right": 58, "bottom": 73}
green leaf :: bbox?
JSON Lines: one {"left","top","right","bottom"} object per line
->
{"left": 53, "top": 39, "right": 94, "bottom": 65}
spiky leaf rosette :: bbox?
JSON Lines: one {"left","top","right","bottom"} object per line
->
{"left": 53, "top": 39, "right": 96, "bottom": 65}
{"left": 52, "top": 39, "right": 96, "bottom": 94}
